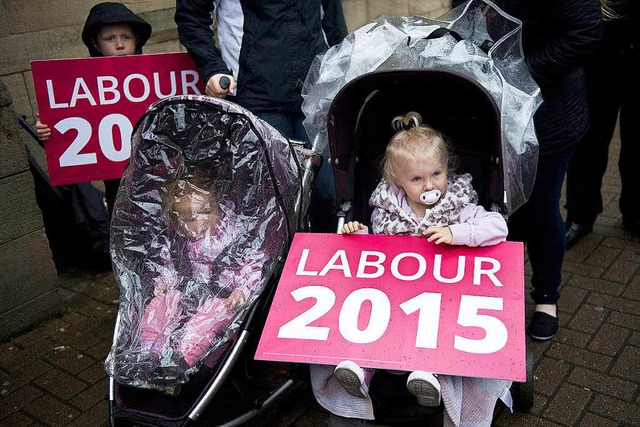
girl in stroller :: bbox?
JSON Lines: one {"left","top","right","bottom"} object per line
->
{"left": 312, "top": 112, "right": 510, "bottom": 425}
{"left": 136, "top": 178, "right": 265, "bottom": 377}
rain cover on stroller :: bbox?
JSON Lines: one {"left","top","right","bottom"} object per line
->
{"left": 105, "top": 95, "right": 299, "bottom": 392}
{"left": 302, "top": 0, "right": 542, "bottom": 215}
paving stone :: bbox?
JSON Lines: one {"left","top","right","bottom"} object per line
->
{"left": 542, "top": 383, "right": 592, "bottom": 426}
{"left": 557, "top": 285, "right": 588, "bottom": 315}
{"left": 589, "top": 323, "right": 630, "bottom": 356}
{"left": 587, "top": 292, "right": 640, "bottom": 316}
{"left": 608, "top": 311, "right": 640, "bottom": 331}
{"left": 546, "top": 342, "right": 613, "bottom": 372}
{"left": 602, "top": 258, "right": 639, "bottom": 283}
{"left": 66, "top": 400, "right": 109, "bottom": 427}
{"left": 554, "top": 326, "right": 590, "bottom": 349}
{"left": 44, "top": 346, "right": 95, "bottom": 375}
{"left": 567, "top": 275, "right": 624, "bottom": 297}
{"left": 34, "top": 369, "right": 87, "bottom": 400}
{"left": 69, "top": 378, "right": 107, "bottom": 412}
{"left": 578, "top": 412, "right": 618, "bottom": 427}
{"left": 77, "top": 362, "right": 108, "bottom": 385}
{"left": 531, "top": 357, "right": 571, "bottom": 396}
{"left": 0, "top": 411, "right": 37, "bottom": 426}
{"left": 11, "top": 318, "right": 71, "bottom": 349}
{"left": 23, "top": 394, "right": 80, "bottom": 426}
{"left": 561, "top": 259, "right": 605, "bottom": 279}
{"left": 584, "top": 245, "right": 621, "bottom": 268}
{"left": 609, "top": 345, "right": 640, "bottom": 383}
{"left": 0, "top": 384, "right": 42, "bottom": 420}
{"left": 2, "top": 360, "right": 53, "bottom": 394}
{"left": 568, "top": 304, "right": 608, "bottom": 334}
{"left": 622, "top": 275, "right": 640, "bottom": 300}
{"left": 590, "top": 394, "right": 640, "bottom": 426}
{"left": 568, "top": 366, "right": 636, "bottom": 400}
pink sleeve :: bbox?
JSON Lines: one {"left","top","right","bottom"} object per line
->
{"left": 449, "top": 204, "right": 508, "bottom": 247}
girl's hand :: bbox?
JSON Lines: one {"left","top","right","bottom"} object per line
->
{"left": 226, "top": 289, "right": 246, "bottom": 310}
{"left": 35, "top": 120, "right": 51, "bottom": 142}
{"left": 424, "top": 226, "right": 452, "bottom": 244}
{"left": 154, "top": 281, "right": 168, "bottom": 296}
{"left": 341, "top": 221, "right": 367, "bottom": 234}
{"left": 206, "top": 74, "right": 237, "bottom": 98}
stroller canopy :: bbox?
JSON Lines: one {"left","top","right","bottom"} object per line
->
{"left": 302, "top": 0, "right": 542, "bottom": 215}
{"left": 106, "top": 95, "right": 300, "bottom": 390}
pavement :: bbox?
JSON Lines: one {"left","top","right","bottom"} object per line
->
{"left": 1, "top": 128, "right": 639, "bottom": 427}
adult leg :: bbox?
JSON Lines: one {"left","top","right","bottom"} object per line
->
{"left": 618, "top": 89, "right": 640, "bottom": 234}
{"left": 565, "top": 59, "right": 620, "bottom": 230}
{"left": 509, "top": 147, "right": 574, "bottom": 339}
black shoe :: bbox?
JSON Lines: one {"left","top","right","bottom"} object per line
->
{"left": 565, "top": 222, "right": 593, "bottom": 249}
{"left": 622, "top": 218, "right": 640, "bottom": 236}
{"left": 528, "top": 312, "right": 558, "bottom": 341}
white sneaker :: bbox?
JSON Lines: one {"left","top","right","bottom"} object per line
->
{"left": 334, "top": 360, "right": 368, "bottom": 398}
{"left": 407, "top": 371, "right": 441, "bottom": 406}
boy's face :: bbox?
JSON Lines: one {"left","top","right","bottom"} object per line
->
{"left": 95, "top": 24, "right": 137, "bottom": 56}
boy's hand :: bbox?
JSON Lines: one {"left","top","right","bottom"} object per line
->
{"left": 35, "top": 120, "right": 51, "bottom": 142}
{"left": 424, "top": 226, "right": 452, "bottom": 244}
{"left": 206, "top": 74, "right": 237, "bottom": 98}
{"left": 341, "top": 221, "right": 367, "bottom": 234}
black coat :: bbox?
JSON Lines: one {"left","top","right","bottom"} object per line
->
{"left": 497, "top": 0, "right": 603, "bottom": 154}
{"left": 175, "top": 0, "right": 348, "bottom": 113}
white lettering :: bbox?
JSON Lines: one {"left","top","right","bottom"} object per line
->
{"left": 181, "top": 70, "right": 201, "bottom": 95}
{"left": 69, "top": 78, "right": 96, "bottom": 107}
{"left": 433, "top": 254, "right": 465, "bottom": 283}
{"left": 319, "top": 250, "right": 351, "bottom": 277}
{"left": 97, "top": 76, "right": 120, "bottom": 105}
{"left": 154, "top": 71, "right": 177, "bottom": 97}
{"left": 296, "top": 249, "right": 318, "bottom": 276}
{"left": 473, "top": 257, "right": 503, "bottom": 286}
{"left": 124, "top": 73, "right": 150, "bottom": 102}
{"left": 356, "top": 251, "right": 386, "bottom": 278}
{"left": 46, "top": 80, "right": 69, "bottom": 109}
{"left": 391, "top": 252, "right": 427, "bottom": 281}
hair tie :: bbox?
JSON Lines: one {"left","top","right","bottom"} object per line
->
{"left": 391, "top": 112, "right": 422, "bottom": 132}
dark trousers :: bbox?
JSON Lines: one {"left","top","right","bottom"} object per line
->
{"left": 257, "top": 110, "right": 337, "bottom": 232}
{"left": 565, "top": 20, "right": 640, "bottom": 225}
{"left": 508, "top": 146, "right": 575, "bottom": 305}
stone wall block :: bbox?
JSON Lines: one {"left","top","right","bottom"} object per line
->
{"left": 4, "top": 0, "right": 93, "bottom": 34}
{"left": 0, "top": 231, "right": 58, "bottom": 315}
{"left": 0, "top": 173, "right": 45, "bottom": 243}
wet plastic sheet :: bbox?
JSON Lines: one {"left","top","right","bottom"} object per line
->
{"left": 105, "top": 95, "right": 299, "bottom": 392}
{"left": 302, "top": 0, "right": 542, "bottom": 214}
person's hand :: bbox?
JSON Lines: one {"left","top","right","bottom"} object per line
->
{"left": 154, "top": 281, "right": 169, "bottom": 296}
{"left": 341, "top": 221, "right": 367, "bottom": 234}
{"left": 35, "top": 119, "right": 51, "bottom": 142}
{"left": 424, "top": 226, "right": 453, "bottom": 244}
{"left": 205, "top": 74, "right": 236, "bottom": 98}
{"left": 226, "top": 289, "right": 246, "bottom": 310}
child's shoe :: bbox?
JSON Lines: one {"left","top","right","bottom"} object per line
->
{"left": 407, "top": 371, "right": 441, "bottom": 406}
{"left": 334, "top": 360, "right": 369, "bottom": 398}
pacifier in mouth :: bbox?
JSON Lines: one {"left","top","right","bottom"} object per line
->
{"left": 420, "top": 189, "right": 442, "bottom": 204}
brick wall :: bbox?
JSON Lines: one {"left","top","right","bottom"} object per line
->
{"left": 0, "top": 0, "right": 451, "bottom": 338}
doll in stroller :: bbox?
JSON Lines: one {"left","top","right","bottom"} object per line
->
{"left": 105, "top": 95, "right": 320, "bottom": 426}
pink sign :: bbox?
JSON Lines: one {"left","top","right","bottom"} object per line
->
{"left": 31, "top": 52, "right": 205, "bottom": 186}
{"left": 256, "top": 232, "right": 526, "bottom": 381}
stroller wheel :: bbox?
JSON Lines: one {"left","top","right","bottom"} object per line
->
{"left": 511, "top": 350, "right": 534, "bottom": 411}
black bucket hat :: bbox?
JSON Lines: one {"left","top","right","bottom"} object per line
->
{"left": 81, "top": 2, "right": 152, "bottom": 57}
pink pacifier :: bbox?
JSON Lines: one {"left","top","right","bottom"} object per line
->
{"left": 420, "top": 189, "right": 442, "bottom": 204}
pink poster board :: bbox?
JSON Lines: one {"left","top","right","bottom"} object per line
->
{"left": 256, "top": 232, "right": 526, "bottom": 381}
{"left": 31, "top": 52, "right": 205, "bottom": 186}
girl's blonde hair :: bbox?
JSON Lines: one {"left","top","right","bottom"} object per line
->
{"left": 382, "top": 112, "right": 454, "bottom": 186}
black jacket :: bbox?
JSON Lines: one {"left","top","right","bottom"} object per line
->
{"left": 497, "top": 0, "right": 603, "bottom": 154}
{"left": 175, "top": 0, "right": 348, "bottom": 113}
{"left": 82, "top": 2, "right": 152, "bottom": 58}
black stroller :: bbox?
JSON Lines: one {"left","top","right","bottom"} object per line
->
{"left": 106, "top": 95, "right": 320, "bottom": 426}
{"left": 300, "top": 1, "right": 541, "bottom": 424}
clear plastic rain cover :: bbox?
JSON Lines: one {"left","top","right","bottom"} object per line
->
{"left": 105, "top": 95, "right": 299, "bottom": 392}
{"left": 302, "top": 0, "right": 542, "bottom": 214}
